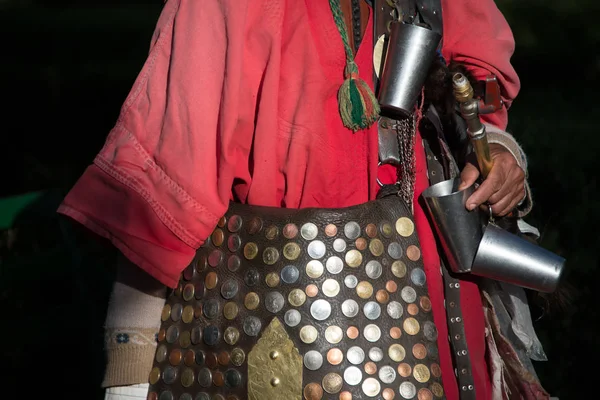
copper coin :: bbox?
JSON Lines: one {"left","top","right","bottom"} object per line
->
{"left": 265, "top": 225, "right": 279, "bottom": 240}
{"left": 218, "top": 216, "right": 226, "bottom": 228}
{"left": 169, "top": 349, "right": 182, "bottom": 365}
{"left": 407, "top": 303, "right": 419, "bottom": 316}
{"left": 364, "top": 361, "right": 377, "bottom": 375}
{"left": 195, "top": 255, "right": 208, "bottom": 273}
{"left": 303, "top": 383, "right": 324, "bottom": 400}
{"left": 390, "top": 327, "right": 402, "bottom": 339}
{"left": 339, "top": 391, "right": 352, "bottom": 400}
{"left": 430, "top": 363, "right": 442, "bottom": 378}
{"left": 283, "top": 223, "right": 298, "bottom": 239}
{"left": 218, "top": 351, "right": 230, "bottom": 366}
{"left": 365, "top": 223, "right": 377, "bottom": 238}
{"left": 205, "top": 352, "right": 218, "bottom": 369}
{"left": 420, "top": 296, "right": 432, "bottom": 312}
{"left": 398, "top": 363, "right": 412, "bottom": 377}
{"left": 325, "top": 224, "right": 338, "bottom": 237}
{"left": 213, "top": 370, "right": 225, "bottom": 386}
{"left": 355, "top": 238, "right": 367, "bottom": 251}
{"left": 211, "top": 229, "right": 225, "bottom": 247}
{"left": 385, "top": 280, "right": 398, "bottom": 293}
{"left": 418, "top": 388, "right": 433, "bottom": 400}
{"left": 205, "top": 272, "right": 218, "bottom": 289}
{"left": 413, "top": 343, "right": 427, "bottom": 359}
{"left": 147, "top": 392, "right": 158, "bottom": 400}
{"left": 184, "top": 350, "right": 195, "bottom": 366}
{"left": 305, "top": 284, "right": 319, "bottom": 297}
{"left": 346, "top": 326, "right": 359, "bottom": 339}
{"left": 382, "top": 388, "right": 395, "bottom": 400}
{"left": 247, "top": 217, "right": 263, "bottom": 235}
{"left": 376, "top": 289, "right": 389, "bottom": 304}
{"left": 194, "top": 304, "right": 203, "bottom": 319}
{"left": 327, "top": 348, "right": 344, "bottom": 365}
{"left": 406, "top": 245, "right": 421, "bottom": 261}
{"left": 431, "top": 382, "right": 444, "bottom": 398}
{"left": 157, "top": 329, "right": 166, "bottom": 342}
{"left": 243, "top": 242, "right": 259, "bottom": 259}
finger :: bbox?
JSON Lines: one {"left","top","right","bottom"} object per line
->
{"left": 498, "top": 183, "right": 525, "bottom": 216}
{"left": 458, "top": 163, "right": 480, "bottom": 191}
{"left": 466, "top": 169, "right": 504, "bottom": 210}
{"left": 489, "top": 167, "right": 524, "bottom": 206}
{"left": 490, "top": 195, "right": 513, "bottom": 216}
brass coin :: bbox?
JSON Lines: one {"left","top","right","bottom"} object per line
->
{"left": 184, "top": 349, "right": 195, "bottom": 366}
{"left": 157, "top": 329, "right": 166, "bottom": 342}
{"left": 380, "top": 222, "right": 393, "bottom": 238}
{"left": 182, "top": 305, "right": 194, "bottom": 323}
{"left": 431, "top": 363, "right": 442, "bottom": 378}
{"left": 161, "top": 304, "right": 171, "bottom": 321}
{"left": 265, "top": 225, "right": 279, "bottom": 240}
{"left": 182, "top": 284, "right": 195, "bottom": 302}
{"left": 404, "top": 317, "right": 421, "bottom": 335}
{"left": 213, "top": 370, "right": 225, "bottom": 386}
{"left": 413, "top": 364, "right": 431, "bottom": 383}
{"left": 231, "top": 348, "right": 245, "bottom": 366}
{"left": 265, "top": 272, "right": 280, "bottom": 287}
{"left": 218, "top": 351, "right": 230, "bottom": 366}
{"left": 305, "top": 284, "right": 319, "bottom": 297}
{"left": 355, "top": 238, "right": 367, "bottom": 251}
{"left": 205, "top": 352, "right": 218, "bottom": 368}
{"left": 263, "top": 247, "right": 280, "bottom": 265}
{"left": 247, "top": 217, "right": 263, "bottom": 235}
{"left": 288, "top": 289, "right": 307, "bottom": 307}
{"left": 406, "top": 245, "right": 421, "bottom": 261}
{"left": 407, "top": 303, "right": 419, "bottom": 316}
{"left": 306, "top": 260, "right": 324, "bottom": 278}
{"left": 390, "top": 327, "right": 402, "bottom": 339}
{"left": 364, "top": 361, "right": 377, "bottom": 375}
{"left": 413, "top": 343, "right": 427, "bottom": 359}
{"left": 181, "top": 367, "right": 194, "bottom": 387}
{"left": 223, "top": 302, "right": 239, "bottom": 320}
{"left": 322, "top": 372, "right": 343, "bottom": 394}
{"left": 179, "top": 330, "right": 191, "bottom": 348}
{"left": 218, "top": 216, "right": 226, "bottom": 228}
{"left": 395, "top": 217, "right": 415, "bottom": 237}
{"left": 224, "top": 326, "right": 240, "bottom": 345}
{"left": 345, "top": 250, "right": 363, "bottom": 268}
{"left": 283, "top": 242, "right": 301, "bottom": 260}
{"left": 388, "top": 343, "right": 406, "bottom": 362}
{"left": 386, "top": 280, "right": 398, "bottom": 293}
{"left": 149, "top": 367, "right": 160, "bottom": 384}
{"left": 325, "top": 224, "right": 338, "bottom": 237}
{"left": 339, "top": 391, "right": 353, "bottom": 400}
{"left": 356, "top": 281, "right": 373, "bottom": 299}
{"left": 420, "top": 296, "right": 432, "bottom": 312}
{"left": 398, "top": 363, "right": 412, "bottom": 378}
{"left": 365, "top": 223, "right": 377, "bottom": 238}
{"left": 243, "top": 242, "right": 259, "bottom": 260}
{"left": 418, "top": 388, "right": 434, "bottom": 400}
{"left": 431, "top": 382, "right": 444, "bottom": 398}
{"left": 346, "top": 326, "right": 359, "bottom": 339}
{"left": 391, "top": 260, "right": 407, "bottom": 278}
{"left": 283, "top": 223, "right": 298, "bottom": 239}
{"left": 244, "top": 292, "right": 260, "bottom": 310}
{"left": 376, "top": 289, "right": 389, "bottom": 304}
{"left": 369, "top": 239, "right": 384, "bottom": 256}
{"left": 303, "top": 383, "right": 323, "bottom": 400}
{"left": 299, "top": 325, "right": 319, "bottom": 344}
{"left": 211, "top": 228, "right": 225, "bottom": 247}
{"left": 382, "top": 388, "right": 396, "bottom": 400}
{"left": 205, "top": 272, "right": 218, "bottom": 289}
{"left": 327, "top": 348, "right": 344, "bottom": 365}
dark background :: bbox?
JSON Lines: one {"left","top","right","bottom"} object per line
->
{"left": 1, "top": 0, "right": 598, "bottom": 398}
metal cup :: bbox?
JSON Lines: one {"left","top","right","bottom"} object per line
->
{"left": 421, "top": 178, "right": 485, "bottom": 273}
{"left": 472, "top": 223, "right": 565, "bottom": 293}
{"left": 378, "top": 21, "right": 442, "bottom": 119}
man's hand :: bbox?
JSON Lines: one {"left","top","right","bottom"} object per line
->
{"left": 457, "top": 143, "right": 525, "bottom": 216}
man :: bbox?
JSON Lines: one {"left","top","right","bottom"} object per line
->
{"left": 58, "top": 0, "right": 547, "bottom": 399}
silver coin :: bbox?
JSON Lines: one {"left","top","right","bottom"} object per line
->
{"left": 155, "top": 344, "right": 168, "bottom": 363}
{"left": 363, "top": 301, "right": 381, "bottom": 320}
{"left": 325, "top": 326, "right": 344, "bottom": 344}
{"left": 227, "top": 215, "right": 243, "bottom": 232}
{"left": 310, "top": 299, "right": 332, "bottom": 321}
{"left": 159, "top": 391, "right": 174, "bottom": 400}
{"left": 344, "top": 221, "right": 361, "bottom": 239}
{"left": 365, "top": 260, "right": 383, "bottom": 279}
{"left": 243, "top": 316, "right": 262, "bottom": 336}
{"left": 195, "top": 394, "right": 210, "bottom": 400}
{"left": 427, "top": 342, "right": 439, "bottom": 359}
{"left": 166, "top": 325, "right": 179, "bottom": 343}
{"left": 265, "top": 291, "right": 285, "bottom": 313}
{"left": 410, "top": 268, "right": 426, "bottom": 286}
{"left": 342, "top": 299, "right": 360, "bottom": 318}
{"left": 363, "top": 324, "right": 381, "bottom": 342}
{"left": 387, "top": 242, "right": 403, "bottom": 259}
{"left": 362, "top": 377, "right": 381, "bottom": 397}
{"left": 220, "top": 279, "right": 239, "bottom": 299}
{"left": 307, "top": 240, "right": 326, "bottom": 259}
{"left": 387, "top": 301, "right": 404, "bottom": 319}
{"left": 197, "top": 367, "right": 212, "bottom": 387}
{"left": 281, "top": 265, "right": 300, "bottom": 284}
{"left": 344, "top": 274, "right": 358, "bottom": 288}
{"left": 227, "top": 234, "right": 242, "bottom": 252}
{"left": 284, "top": 309, "right": 302, "bottom": 327}
{"left": 423, "top": 320, "right": 438, "bottom": 341}
{"left": 300, "top": 223, "right": 319, "bottom": 240}
{"left": 399, "top": 381, "right": 417, "bottom": 399}
{"left": 171, "top": 303, "right": 183, "bottom": 322}
{"left": 343, "top": 366, "right": 363, "bottom": 385}
{"left": 333, "top": 238, "right": 347, "bottom": 252}
{"left": 179, "top": 394, "right": 192, "bottom": 400}
{"left": 304, "top": 350, "right": 324, "bottom": 371}
{"left": 202, "top": 299, "right": 219, "bottom": 319}
{"left": 322, "top": 279, "right": 340, "bottom": 297}
{"left": 163, "top": 366, "right": 177, "bottom": 384}
{"left": 368, "top": 347, "right": 384, "bottom": 362}
{"left": 400, "top": 286, "right": 417, "bottom": 303}
{"left": 347, "top": 346, "right": 365, "bottom": 365}
{"left": 326, "top": 256, "right": 344, "bottom": 274}
{"left": 378, "top": 365, "right": 396, "bottom": 384}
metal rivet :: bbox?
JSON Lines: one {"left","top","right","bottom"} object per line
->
{"left": 270, "top": 351, "right": 279, "bottom": 360}
{"left": 271, "top": 377, "right": 280, "bottom": 387}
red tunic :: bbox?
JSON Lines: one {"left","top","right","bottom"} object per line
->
{"left": 58, "top": 1, "right": 520, "bottom": 398}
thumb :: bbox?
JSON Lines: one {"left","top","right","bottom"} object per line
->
{"left": 458, "top": 163, "right": 480, "bottom": 191}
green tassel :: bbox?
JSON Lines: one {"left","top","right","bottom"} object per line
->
{"left": 338, "top": 62, "right": 381, "bottom": 132}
